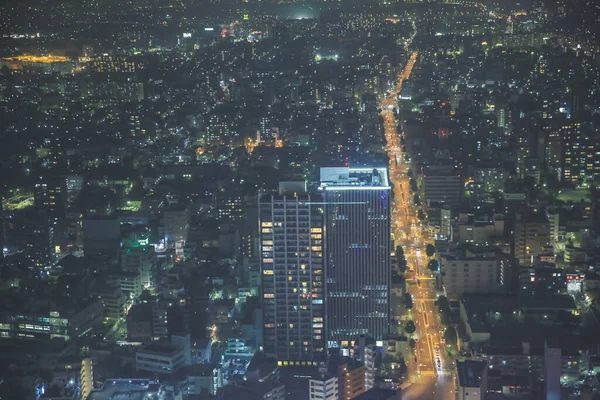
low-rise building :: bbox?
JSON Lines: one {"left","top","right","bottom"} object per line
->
{"left": 217, "top": 380, "right": 286, "bottom": 400}
{"left": 135, "top": 342, "right": 186, "bottom": 375}
{"left": 353, "top": 388, "right": 401, "bottom": 400}
{"left": 0, "top": 296, "right": 103, "bottom": 343}
{"left": 178, "top": 364, "right": 223, "bottom": 396}
{"left": 456, "top": 360, "right": 487, "bottom": 400}
{"left": 441, "top": 246, "right": 509, "bottom": 299}
{"left": 309, "top": 371, "right": 338, "bottom": 400}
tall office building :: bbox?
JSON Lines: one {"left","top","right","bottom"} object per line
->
{"left": 319, "top": 167, "right": 391, "bottom": 347}
{"left": 259, "top": 182, "right": 326, "bottom": 364}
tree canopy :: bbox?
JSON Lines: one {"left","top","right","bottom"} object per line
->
{"left": 426, "top": 244, "right": 436, "bottom": 257}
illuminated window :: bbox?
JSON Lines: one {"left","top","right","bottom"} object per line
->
{"left": 263, "top": 270, "right": 274, "bottom": 275}
{"left": 264, "top": 294, "right": 274, "bottom": 298}
{"left": 261, "top": 228, "right": 272, "bottom": 233}
{"left": 261, "top": 222, "right": 273, "bottom": 227}
{"left": 311, "top": 228, "right": 322, "bottom": 233}
{"left": 263, "top": 258, "right": 273, "bottom": 264}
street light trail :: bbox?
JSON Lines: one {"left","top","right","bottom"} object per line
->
{"left": 379, "top": 52, "right": 456, "bottom": 400}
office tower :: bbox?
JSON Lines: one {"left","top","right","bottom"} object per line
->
{"left": 259, "top": 182, "right": 326, "bottom": 364}
{"left": 319, "top": 167, "right": 391, "bottom": 347}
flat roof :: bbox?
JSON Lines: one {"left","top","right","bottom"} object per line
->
{"left": 88, "top": 380, "right": 158, "bottom": 400}
{"left": 518, "top": 294, "right": 576, "bottom": 311}
{"left": 137, "top": 342, "right": 181, "bottom": 357}
{"left": 457, "top": 360, "right": 486, "bottom": 388}
{"left": 319, "top": 167, "right": 390, "bottom": 190}
{"left": 353, "top": 388, "right": 400, "bottom": 400}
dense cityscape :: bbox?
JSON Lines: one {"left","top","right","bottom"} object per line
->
{"left": 1, "top": 0, "right": 600, "bottom": 399}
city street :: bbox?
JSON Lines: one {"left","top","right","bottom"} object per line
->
{"left": 379, "top": 52, "right": 456, "bottom": 400}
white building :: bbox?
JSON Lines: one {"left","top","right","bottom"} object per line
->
{"left": 182, "top": 364, "right": 223, "bottom": 396}
{"left": 309, "top": 373, "right": 338, "bottom": 400}
{"left": 441, "top": 247, "right": 507, "bottom": 299}
{"left": 456, "top": 213, "right": 504, "bottom": 245}
{"left": 136, "top": 343, "right": 186, "bottom": 375}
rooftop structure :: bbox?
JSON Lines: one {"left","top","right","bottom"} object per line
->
{"left": 318, "top": 167, "right": 390, "bottom": 190}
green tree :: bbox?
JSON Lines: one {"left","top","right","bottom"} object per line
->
{"left": 396, "top": 245, "right": 404, "bottom": 257}
{"left": 426, "top": 244, "right": 436, "bottom": 258}
{"left": 405, "top": 320, "right": 416, "bottom": 334}
{"left": 428, "top": 259, "right": 439, "bottom": 272}
{"left": 409, "top": 179, "right": 417, "bottom": 192}
{"left": 444, "top": 326, "right": 457, "bottom": 344}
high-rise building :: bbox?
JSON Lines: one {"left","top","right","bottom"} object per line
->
{"left": 259, "top": 181, "right": 326, "bottom": 364}
{"left": 120, "top": 227, "right": 156, "bottom": 290}
{"left": 561, "top": 121, "right": 600, "bottom": 184}
{"left": 26, "top": 214, "right": 54, "bottom": 269}
{"left": 162, "top": 205, "right": 190, "bottom": 257}
{"left": 34, "top": 175, "right": 66, "bottom": 225}
{"left": 319, "top": 167, "right": 391, "bottom": 347}
{"left": 81, "top": 358, "right": 94, "bottom": 400}
{"left": 514, "top": 212, "right": 549, "bottom": 267}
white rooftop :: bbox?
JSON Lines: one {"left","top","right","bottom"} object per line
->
{"left": 319, "top": 167, "right": 390, "bottom": 190}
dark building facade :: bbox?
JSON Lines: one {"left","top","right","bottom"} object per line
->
{"left": 319, "top": 167, "right": 391, "bottom": 347}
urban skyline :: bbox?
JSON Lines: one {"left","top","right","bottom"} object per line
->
{"left": 1, "top": 0, "right": 600, "bottom": 399}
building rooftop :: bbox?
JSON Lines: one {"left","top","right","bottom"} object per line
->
{"left": 353, "top": 388, "right": 400, "bottom": 400}
{"left": 518, "top": 294, "right": 576, "bottom": 311}
{"left": 319, "top": 167, "right": 389, "bottom": 190}
{"left": 137, "top": 342, "right": 182, "bottom": 357}
{"left": 88, "top": 379, "right": 161, "bottom": 400}
{"left": 218, "top": 380, "right": 285, "bottom": 400}
{"left": 457, "top": 360, "right": 487, "bottom": 389}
